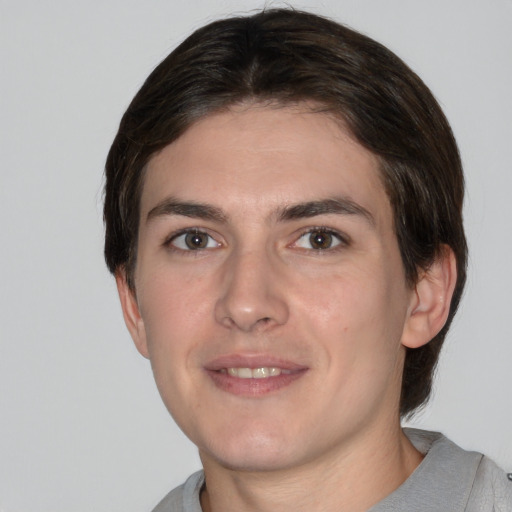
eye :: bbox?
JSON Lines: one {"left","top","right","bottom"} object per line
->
{"left": 169, "top": 230, "right": 219, "bottom": 251}
{"left": 294, "top": 229, "right": 345, "bottom": 250}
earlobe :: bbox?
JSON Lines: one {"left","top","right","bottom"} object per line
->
{"left": 115, "top": 269, "right": 150, "bottom": 359}
{"left": 401, "top": 246, "right": 457, "bottom": 349}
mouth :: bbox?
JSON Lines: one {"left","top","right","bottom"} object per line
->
{"left": 204, "top": 355, "right": 308, "bottom": 396}
{"left": 219, "top": 367, "right": 293, "bottom": 378}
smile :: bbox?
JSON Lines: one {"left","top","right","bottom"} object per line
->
{"left": 205, "top": 356, "right": 308, "bottom": 396}
{"left": 220, "top": 367, "right": 293, "bottom": 378}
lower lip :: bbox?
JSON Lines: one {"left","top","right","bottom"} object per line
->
{"left": 205, "top": 369, "right": 307, "bottom": 397}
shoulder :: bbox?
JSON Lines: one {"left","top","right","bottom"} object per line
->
{"left": 371, "top": 429, "right": 512, "bottom": 511}
{"left": 151, "top": 471, "right": 204, "bottom": 512}
{"left": 467, "top": 456, "right": 512, "bottom": 511}
{"left": 406, "top": 428, "right": 512, "bottom": 512}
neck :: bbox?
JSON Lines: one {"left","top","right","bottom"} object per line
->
{"left": 199, "top": 424, "right": 423, "bottom": 512}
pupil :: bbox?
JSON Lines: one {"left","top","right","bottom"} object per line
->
{"left": 185, "top": 232, "right": 206, "bottom": 249}
{"left": 310, "top": 231, "right": 332, "bottom": 249}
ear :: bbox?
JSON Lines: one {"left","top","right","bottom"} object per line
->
{"left": 115, "top": 269, "right": 150, "bottom": 359}
{"left": 401, "top": 246, "right": 457, "bottom": 349}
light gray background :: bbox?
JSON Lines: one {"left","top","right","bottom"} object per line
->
{"left": 1, "top": 1, "right": 511, "bottom": 511}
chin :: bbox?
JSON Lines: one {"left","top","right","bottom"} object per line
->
{"left": 199, "top": 426, "right": 301, "bottom": 472}
{"left": 207, "top": 449, "right": 297, "bottom": 473}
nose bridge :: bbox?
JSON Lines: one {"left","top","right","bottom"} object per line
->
{"left": 214, "top": 242, "right": 289, "bottom": 332}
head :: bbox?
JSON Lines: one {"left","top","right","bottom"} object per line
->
{"left": 104, "top": 8, "right": 466, "bottom": 418}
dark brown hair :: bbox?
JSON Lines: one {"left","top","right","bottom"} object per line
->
{"left": 104, "top": 8, "right": 467, "bottom": 417}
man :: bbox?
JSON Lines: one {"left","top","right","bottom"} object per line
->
{"left": 103, "top": 8, "right": 511, "bottom": 511}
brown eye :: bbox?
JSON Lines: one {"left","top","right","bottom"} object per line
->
{"left": 309, "top": 231, "right": 334, "bottom": 249}
{"left": 295, "top": 229, "right": 344, "bottom": 250}
{"left": 184, "top": 232, "right": 209, "bottom": 249}
{"left": 170, "top": 230, "right": 219, "bottom": 251}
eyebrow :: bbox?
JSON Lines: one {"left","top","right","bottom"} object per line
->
{"left": 146, "top": 198, "right": 227, "bottom": 223}
{"left": 277, "top": 197, "right": 375, "bottom": 227}
{"left": 146, "top": 196, "right": 375, "bottom": 227}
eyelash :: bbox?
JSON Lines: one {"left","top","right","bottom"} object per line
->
{"left": 165, "top": 229, "right": 219, "bottom": 253}
{"left": 163, "top": 226, "right": 350, "bottom": 253}
{"left": 292, "top": 227, "right": 350, "bottom": 252}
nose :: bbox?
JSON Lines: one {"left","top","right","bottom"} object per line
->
{"left": 214, "top": 247, "right": 289, "bottom": 333}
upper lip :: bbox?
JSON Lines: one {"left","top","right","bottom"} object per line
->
{"left": 204, "top": 353, "right": 308, "bottom": 372}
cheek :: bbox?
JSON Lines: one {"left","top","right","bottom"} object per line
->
{"left": 136, "top": 274, "right": 211, "bottom": 426}
{"left": 297, "top": 261, "right": 409, "bottom": 369}
{"left": 298, "top": 264, "right": 402, "bottom": 327}
{"left": 136, "top": 270, "right": 214, "bottom": 382}
{"left": 141, "top": 266, "right": 211, "bottom": 329}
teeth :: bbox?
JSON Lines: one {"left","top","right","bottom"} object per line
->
{"left": 224, "top": 367, "right": 289, "bottom": 379}
{"left": 253, "top": 367, "right": 269, "bottom": 379}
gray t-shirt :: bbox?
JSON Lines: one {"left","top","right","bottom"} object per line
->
{"left": 152, "top": 429, "right": 512, "bottom": 511}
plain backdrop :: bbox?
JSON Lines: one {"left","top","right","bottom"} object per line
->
{"left": 1, "top": 1, "right": 511, "bottom": 511}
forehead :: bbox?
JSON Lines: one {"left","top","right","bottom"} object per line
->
{"left": 141, "top": 105, "right": 391, "bottom": 227}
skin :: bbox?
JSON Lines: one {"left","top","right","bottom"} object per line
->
{"left": 117, "top": 104, "right": 456, "bottom": 511}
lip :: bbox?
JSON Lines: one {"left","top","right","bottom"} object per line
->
{"left": 204, "top": 353, "right": 308, "bottom": 397}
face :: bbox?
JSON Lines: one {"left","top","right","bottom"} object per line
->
{"left": 121, "top": 105, "right": 419, "bottom": 472}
